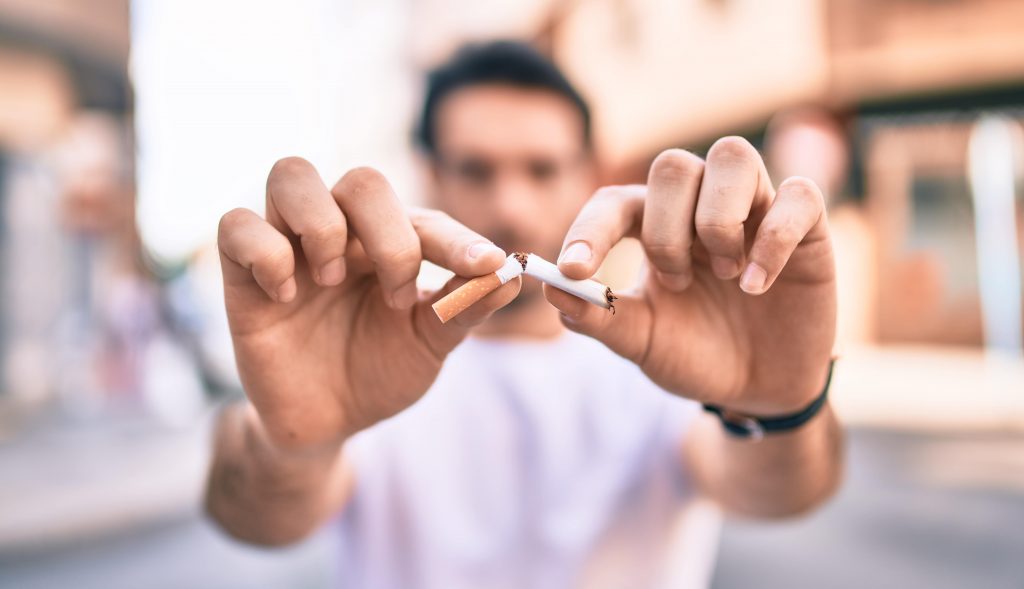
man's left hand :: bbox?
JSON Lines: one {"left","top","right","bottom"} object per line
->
{"left": 545, "top": 137, "right": 836, "bottom": 416}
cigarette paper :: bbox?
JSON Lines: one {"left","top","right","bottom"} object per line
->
{"left": 432, "top": 254, "right": 525, "bottom": 323}
{"left": 522, "top": 253, "right": 617, "bottom": 311}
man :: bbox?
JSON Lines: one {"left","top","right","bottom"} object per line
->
{"left": 207, "top": 41, "right": 842, "bottom": 588}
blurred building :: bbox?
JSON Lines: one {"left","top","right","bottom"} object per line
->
{"left": 0, "top": 1, "right": 210, "bottom": 426}
{"left": 0, "top": 0, "right": 130, "bottom": 146}
{"left": 0, "top": 0, "right": 131, "bottom": 412}
{"left": 543, "top": 0, "right": 1024, "bottom": 350}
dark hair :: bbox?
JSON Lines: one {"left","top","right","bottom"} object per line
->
{"left": 415, "top": 40, "right": 592, "bottom": 155}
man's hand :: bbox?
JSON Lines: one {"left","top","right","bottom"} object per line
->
{"left": 545, "top": 137, "right": 836, "bottom": 416}
{"left": 218, "top": 157, "right": 520, "bottom": 451}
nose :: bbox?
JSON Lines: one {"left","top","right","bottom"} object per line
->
{"left": 490, "top": 173, "right": 536, "bottom": 229}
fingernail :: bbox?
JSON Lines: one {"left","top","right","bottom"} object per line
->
{"left": 559, "top": 241, "right": 592, "bottom": 265}
{"left": 318, "top": 257, "right": 346, "bottom": 286}
{"left": 393, "top": 281, "right": 418, "bottom": 309}
{"left": 468, "top": 242, "right": 502, "bottom": 260}
{"left": 657, "top": 270, "right": 692, "bottom": 292}
{"left": 710, "top": 255, "right": 739, "bottom": 279}
{"left": 276, "top": 277, "right": 297, "bottom": 303}
{"left": 739, "top": 263, "right": 767, "bottom": 294}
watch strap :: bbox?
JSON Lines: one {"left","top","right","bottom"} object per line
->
{"left": 702, "top": 359, "right": 835, "bottom": 440}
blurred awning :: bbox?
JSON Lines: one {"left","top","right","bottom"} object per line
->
{"left": 0, "top": 0, "right": 131, "bottom": 113}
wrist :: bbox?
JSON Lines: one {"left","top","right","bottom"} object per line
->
{"left": 724, "top": 359, "right": 835, "bottom": 417}
{"left": 703, "top": 359, "right": 835, "bottom": 440}
{"left": 241, "top": 403, "right": 346, "bottom": 466}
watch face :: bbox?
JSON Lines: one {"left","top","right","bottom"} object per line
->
{"left": 720, "top": 410, "right": 765, "bottom": 441}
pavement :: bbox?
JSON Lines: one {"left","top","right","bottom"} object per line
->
{"left": 713, "top": 428, "right": 1024, "bottom": 589}
{"left": 0, "top": 422, "right": 1021, "bottom": 589}
{"left": 0, "top": 410, "right": 208, "bottom": 553}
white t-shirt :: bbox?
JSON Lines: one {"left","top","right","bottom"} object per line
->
{"left": 335, "top": 331, "right": 721, "bottom": 589}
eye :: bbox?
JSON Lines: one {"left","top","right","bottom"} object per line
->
{"left": 454, "top": 159, "right": 493, "bottom": 185}
{"left": 527, "top": 159, "right": 558, "bottom": 182}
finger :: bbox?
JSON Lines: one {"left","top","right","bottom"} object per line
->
{"left": 331, "top": 167, "right": 422, "bottom": 309}
{"left": 409, "top": 208, "right": 507, "bottom": 277}
{"left": 695, "top": 136, "right": 772, "bottom": 280}
{"left": 412, "top": 275, "right": 522, "bottom": 358}
{"left": 218, "top": 208, "right": 297, "bottom": 303}
{"left": 543, "top": 284, "right": 652, "bottom": 364}
{"left": 740, "top": 176, "right": 827, "bottom": 295}
{"left": 642, "top": 149, "right": 704, "bottom": 291}
{"left": 265, "top": 157, "right": 348, "bottom": 286}
{"left": 556, "top": 185, "right": 646, "bottom": 280}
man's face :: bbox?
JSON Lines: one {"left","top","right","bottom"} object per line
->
{"left": 427, "top": 85, "right": 595, "bottom": 302}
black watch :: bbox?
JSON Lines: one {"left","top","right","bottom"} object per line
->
{"left": 702, "top": 359, "right": 835, "bottom": 441}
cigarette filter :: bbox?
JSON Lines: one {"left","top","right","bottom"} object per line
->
{"left": 432, "top": 254, "right": 525, "bottom": 323}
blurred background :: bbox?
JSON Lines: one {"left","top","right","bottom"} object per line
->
{"left": 0, "top": 0, "right": 1022, "bottom": 587}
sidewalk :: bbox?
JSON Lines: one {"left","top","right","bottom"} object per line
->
{"left": 0, "top": 408, "right": 338, "bottom": 589}
{"left": 831, "top": 344, "right": 1024, "bottom": 431}
{"left": 0, "top": 411, "right": 210, "bottom": 554}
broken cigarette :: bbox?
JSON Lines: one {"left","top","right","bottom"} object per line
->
{"left": 521, "top": 253, "right": 617, "bottom": 311}
{"left": 432, "top": 254, "right": 525, "bottom": 323}
{"left": 432, "top": 252, "right": 617, "bottom": 324}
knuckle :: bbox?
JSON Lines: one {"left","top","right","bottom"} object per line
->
{"left": 304, "top": 219, "right": 347, "bottom": 245}
{"left": 269, "top": 156, "right": 314, "bottom": 179}
{"left": 565, "top": 220, "right": 602, "bottom": 245}
{"left": 333, "top": 166, "right": 389, "bottom": 200}
{"left": 779, "top": 175, "right": 825, "bottom": 206}
{"left": 643, "top": 240, "right": 688, "bottom": 266}
{"left": 218, "top": 207, "right": 254, "bottom": 239}
{"left": 760, "top": 220, "right": 802, "bottom": 245}
{"left": 245, "top": 238, "right": 293, "bottom": 277}
{"left": 379, "top": 243, "right": 421, "bottom": 268}
{"left": 410, "top": 208, "right": 477, "bottom": 255}
{"left": 410, "top": 207, "right": 449, "bottom": 229}
{"left": 695, "top": 224, "right": 736, "bottom": 244}
{"left": 707, "top": 135, "right": 757, "bottom": 163}
{"left": 641, "top": 223, "right": 687, "bottom": 256}
{"left": 258, "top": 243, "right": 293, "bottom": 270}
{"left": 649, "top": 148, "right": 704, "bottom": 183}
{"left": 694, "top": 205, "right": 736, "bottom": 231}
{"left": 694, "top": 213, "right": 742, "bottom": 248}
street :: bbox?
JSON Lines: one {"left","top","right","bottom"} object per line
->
{"left": 0, "top": 428, "right": 1021, "bottom": 588}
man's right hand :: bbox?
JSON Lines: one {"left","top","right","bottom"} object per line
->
{"left": 217, "top": 157, "right": 520, "bottom": 452}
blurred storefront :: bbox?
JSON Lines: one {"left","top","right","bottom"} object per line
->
{"left": 0, "top": 0, "right": 221, "bottom": 428}
{"left": 0, "top": 0, "right": 132, "bottom": 414}
{"left": 535, "top": 0, "right": 1024, "bottom": 430}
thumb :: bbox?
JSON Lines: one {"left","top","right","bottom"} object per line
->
{"left": 542, "top": 283, "right": 653, "bottom": 365}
